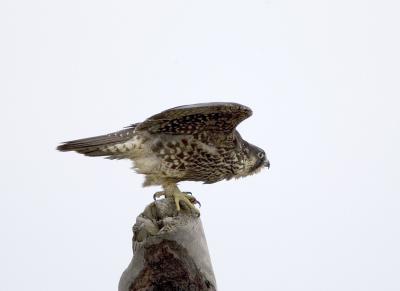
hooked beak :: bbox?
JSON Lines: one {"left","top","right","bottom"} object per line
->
{"left": 265, "top": 160, "right": 270, "bottom": 169}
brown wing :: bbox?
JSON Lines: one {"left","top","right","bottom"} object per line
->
{"left": 136, "top": 102, "right": 252, "bottom": 135}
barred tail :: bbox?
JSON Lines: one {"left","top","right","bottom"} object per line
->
{"left": 57, "top": 124, "right": 138, "bottom": 158}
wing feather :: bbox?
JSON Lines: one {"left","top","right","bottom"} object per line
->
{"left": 137, "top": 102, "right": 252, "bottom": 135}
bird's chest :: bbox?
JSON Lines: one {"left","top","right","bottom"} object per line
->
{"left": 151, "top": 136, "right": 241, "bottom": 180}
{"left": 184, "top": 143, "right": 244, "bottom": 182}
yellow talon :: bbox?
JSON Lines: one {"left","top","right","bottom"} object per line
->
{"left": 160, "top": 184, "right": 201, "bottom": 216}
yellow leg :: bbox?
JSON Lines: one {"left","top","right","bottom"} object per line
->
{"left": 155, "top": 184, "right": 200, "bottom": 216}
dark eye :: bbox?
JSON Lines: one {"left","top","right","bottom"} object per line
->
{"left": 258, "top": 152, "right": 264, "bottom": 159}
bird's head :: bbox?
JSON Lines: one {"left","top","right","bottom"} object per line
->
{"left": 233, "top": 131, "right": 270, "bottom": 178}
{"left": 245, "top": 142, "right": 270, "bottom": 174}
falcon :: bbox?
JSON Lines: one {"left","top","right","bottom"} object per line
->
{"left": 57, "top": 102, "right": 269, "bottom": 214}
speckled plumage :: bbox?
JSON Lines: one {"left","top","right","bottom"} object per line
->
{"left": 58, "top": 102, "right": 269, "bottom": 210}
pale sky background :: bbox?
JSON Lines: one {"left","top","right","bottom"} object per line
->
{"left": 1, "top": 0, "right": 399, "bottom": 290}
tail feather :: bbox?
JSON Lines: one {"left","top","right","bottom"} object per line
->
{"left": 57, "top": 124, "right": 138, "bottom": 158}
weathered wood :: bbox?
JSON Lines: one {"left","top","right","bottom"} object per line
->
{"left": 119, "top": 198, "right": 217, "bottom": 291}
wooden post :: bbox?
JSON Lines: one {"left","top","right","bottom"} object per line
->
{"left": 119, "top": 198, "right": 217, "bottom": 291}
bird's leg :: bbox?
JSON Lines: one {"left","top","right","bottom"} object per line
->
{"left": 163, "top": 184, "right": 200, "bottom": 216}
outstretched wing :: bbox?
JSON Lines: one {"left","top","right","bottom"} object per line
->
{"left": 57, "top": 124, "right": 139, "bottom": 159}
{"left": 136, "top": 102, "right": 252, "bottom": 135}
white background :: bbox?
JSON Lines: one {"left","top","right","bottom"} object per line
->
{"left": 1, "top": 0, "right": 399, "bottom": 290}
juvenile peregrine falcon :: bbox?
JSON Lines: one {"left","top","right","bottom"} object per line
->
{"left": 57, "top": 102, "right": 269, "bottom": 214}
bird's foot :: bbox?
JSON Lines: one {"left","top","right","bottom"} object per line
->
{"left": 172, "top": 191, "right": 201, "bottom": 217}
{"left": 153, "top": 190, "right": 201, "bottom": 216}
{"left": 181, "top": 192, "right": 201, "bottom": 208}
